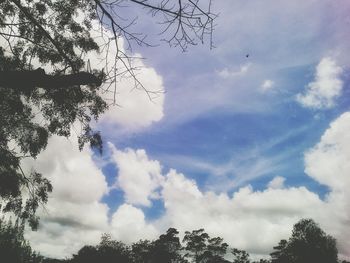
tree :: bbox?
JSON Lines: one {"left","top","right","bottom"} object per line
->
{"left": 0, "top": 217, "right": 43, "bottom": 263}
{"left": 131, "top": 228, "right": 187, "bottom": 263}
{"left": 131, "top": 239, "right": 155, "bottom": 263}
{"left": 71, "top": 245, "right": 99, "bottom": 263}
{"left": 231, "top": 248, "right": 251, "bottom": 263}
{"left": 0, "top": 0, "right": 216, "bottom": 228}
{"left": 71, "top": 234, "right": 132, "bottom": 263}
{"left": 270, "top": 219, "right": 338, "bottom": 263}
{"left": 151, "top": 228, "right": 187, "bottom": 263}
{"left": 183, "top": 229, "right": 229, "bottom": 263}
{"left": 252, "top": 260, "right": 270, "bottom": 263}
{"left": 270, "top": 240, "right": 288, "bottom": 263}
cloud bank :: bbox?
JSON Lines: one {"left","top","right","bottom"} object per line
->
{"left": 25, "top": 111, "right": 350, "bottom": 260}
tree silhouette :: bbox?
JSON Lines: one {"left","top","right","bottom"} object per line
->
{"left": 0, "top": 218, "right": 42, "bottom": 263}
{"left": 270, "top": 219, "right": 338, "bottom": 263}
{"left": 131, "top": 228, "right": 188, "bottom": 263}
{"left": 270, "top": 240, "right": 288, "bottom": 263}
{"left": 183, "top": 229, "right": 229, "bottom": 263}
{"left": 150, "top": 228, "right": 187, "bottom": 263}
{"left": 231, "top": 248, "right": 250, "bottom": 263}
{"left": 0, "top": 0, "right": 216, "bottom": 228}
{"left": 3, "top": 221, "right": 345, "bottom": 263}
{"left": 131, "top": 239, "right": 155, "bottom": 263}
{"left": 71, "top": 234, "right": 132, "bottom": 263}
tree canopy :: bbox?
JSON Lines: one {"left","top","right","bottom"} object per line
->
{"left": 0, "top": 0, "right": 216, "bottom": 228}
{"left": 270, "top": 219, "right": 339, "bottom": 263}
{"left": 1, "top": 217, "right": 348, "bottom": 263}
{"left": 0, "top": 217, "right": 42, "bottom": 263}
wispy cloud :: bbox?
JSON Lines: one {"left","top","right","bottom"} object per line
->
{"left": 217, "top": 63, "right": 251, "bottom": 78}
{"left": 161, "top": 124, "right": 311, "bottom": 191}
{"left": 261, "top": 79, "right": 275, "bottom": 92}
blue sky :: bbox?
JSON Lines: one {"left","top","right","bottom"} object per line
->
{"left": 97, "top": 0, "right": 349, "bottom": 216}
{"left": 24, "top": 0, "right": 350, "bottom": 260}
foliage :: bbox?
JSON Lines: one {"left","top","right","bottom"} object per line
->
{"left": 183, "top": 228, "right": 229, "bottom": 263}
{"left": 0, "top": 217, "right": 42, "bottom": 263}
{"left": 71, "top": 229, "right": 186, "bottom": 263}
{"left": 232, "top": 248, "right": 251, "bottom": 263}
{"left": 1, "top": 219, "right": 349, "bottom": 263}
{"left": 149, "top": 228, "right": 187, "bottom": 263}
{"left": 270, "top": 219, "right": 338, "bottom": 263}
{"left": 0, "top": 0, "right": 215, "bottom": 228}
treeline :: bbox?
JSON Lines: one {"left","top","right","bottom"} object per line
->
{"left": 1, "top": 218, "right": 349, "bottom": 263}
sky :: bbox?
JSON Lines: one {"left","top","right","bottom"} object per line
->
{"left": 21, "top": 0, "right": 350, "bottom": 260}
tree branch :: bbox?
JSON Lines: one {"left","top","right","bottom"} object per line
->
{"left": 10, "top": 0, "right": 77, "bottom": 71}
{"left": 0, "top": 68, "right": 102, "bottom": 89}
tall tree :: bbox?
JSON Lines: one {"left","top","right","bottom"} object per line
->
{"left": 151, "top": 228, "right": 187, "bottom": 263}
{"left": 183, "top": 228, "right": 229, "bottom": 263}
{"left": 270, "top": 219, "right": 338, "bottom": 263}
{"left": 0, "top": 0, "right": 216, "bottom": 228}
{"left": 270, "top": 240, "right": 288, "bottom": 263}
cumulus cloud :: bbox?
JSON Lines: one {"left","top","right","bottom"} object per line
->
{"left": 296, "top": 57, "right": 343, "bottom": 109}
{"left": 23, "top": 138, "right": 161, "bottom": 258}
{"left": 24, "top": 112, "right": 350, "bottom": 260}
{"left": 98, "top": 60, "right": 165, "bottom": 130}
{"left": 106, "top": 111, "right": 350, "bottom": 258}
{"left": 110, "top": 204, "right": 159, "bottom": 242}
{"left": 159, "top": 170, "right": 324, "bottom": 255}
{"left": 109, "top": 144, "right": 164, "bottom": 206}
{"left": 86, "top": 21, "right": 165, "bottom": 131}
{"left": 22, "top": 135, "right": 110, "bottom": 258}
{"left": 304, "top": 111, "right": 350, "bottom": 257}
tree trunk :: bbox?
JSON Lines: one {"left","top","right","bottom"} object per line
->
{"left": 0, "top": 68, "right": 102, "bottom": 89}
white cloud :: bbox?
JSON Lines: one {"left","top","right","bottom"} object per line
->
{"left": 110, "top": 204, "right": 159, "bottom": 243}
{"left": 217, "top": 63, "right": 251, "bottom": 78}
{"left": 296, "top": 57, "right": 343, "bottom": 109}
{"left": 22, "top": 135, "right": 110, "bottom": 258}
{"left": 304, "top": 112, "right": 350, "bottom": 190}
{"left": 304, "top": 111, "right": 350, "bottom": 257}
{"left": 261, "top": 80, "right": 275, "bottom": 92}
{"left": 99, "top": 60, "right": 165, "bottom": 130}
{"left": 23, "top": 112, "right": 350, "bottom": 260}
{"left": 159, "top": 170, "right": 324, "bottom": 255}
{"left": 106, "top": 111, "right": 350, "bottom": 258}
{"left": 23, "top": 138, "right": 162, "bottom": 258}
{"left": 109, "top": 144, "right": 164, "bottom": 206}
{"left": 267, "top": 176, "right": 285, "bottom": 189}
{"left": 86, "top": 21, "right": 165, "bottom": 131}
